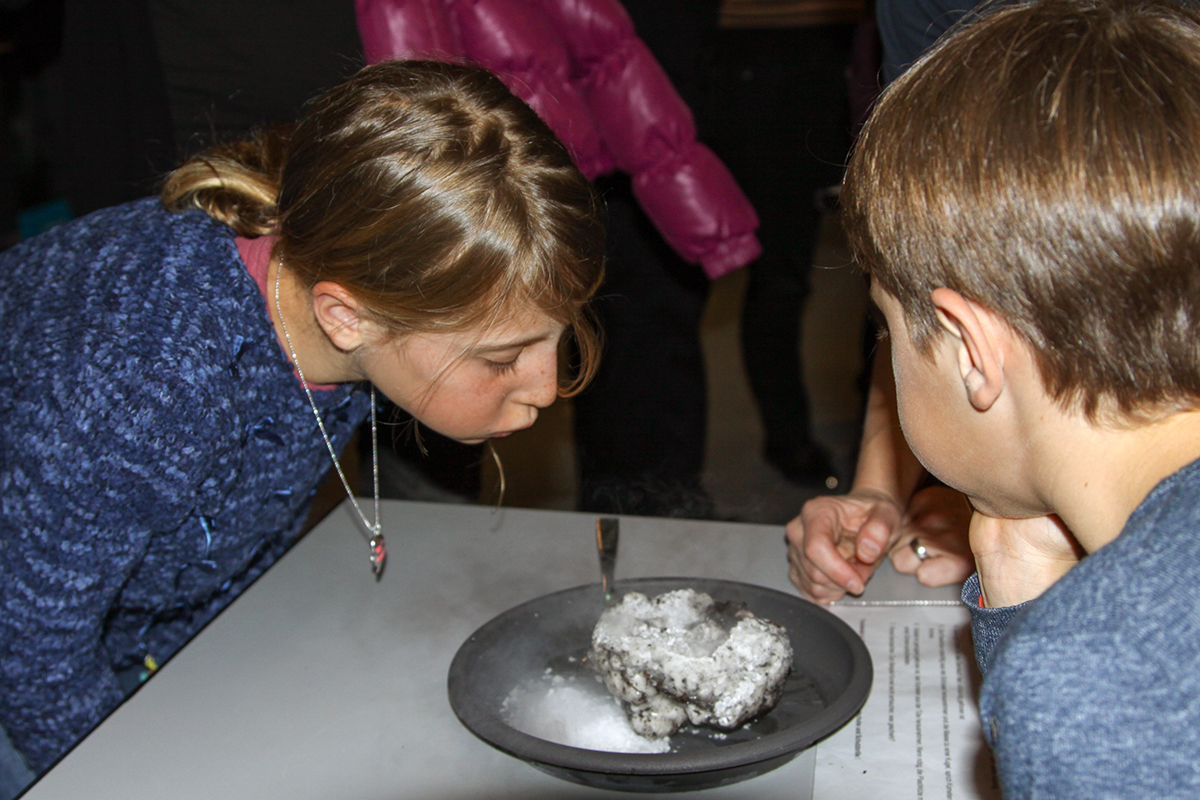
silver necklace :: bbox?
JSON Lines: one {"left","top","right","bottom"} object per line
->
{"left": 274, "top": 257, "right": 386, "bottom": 580}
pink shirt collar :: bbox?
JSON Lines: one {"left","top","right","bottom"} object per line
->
{"left": 235, "top": 235, "right": 336, "bottom": 391}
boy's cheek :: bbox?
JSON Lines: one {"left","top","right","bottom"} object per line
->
{"left": 892, "top": 342, "right": 990, "bottom": 498}
{"left": 896, "top": 393, "right": 972, "bottom": 496}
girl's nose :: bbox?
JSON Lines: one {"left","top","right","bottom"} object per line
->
{"left": 521, "top": 354, "right": 559, "bottom": 409}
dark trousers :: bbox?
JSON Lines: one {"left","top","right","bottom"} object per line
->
{"left": 573, "top": 176, "right": 713, "bottom": 518}
{"left": 701, "top": 24, "right": 855, "bottom": 461}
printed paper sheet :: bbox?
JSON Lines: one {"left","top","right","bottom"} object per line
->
{"left": 813, "top": 604, "right": 1002, "bottom": 800}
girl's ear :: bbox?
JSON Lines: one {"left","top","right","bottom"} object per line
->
{"left": 930, "top": 288, "right": 1007, "bottom": 412}
{"left": 310, "top": 281, "right": 371, "bottom": 352}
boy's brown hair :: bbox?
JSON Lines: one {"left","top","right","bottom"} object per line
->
{"left": 843, "top": 0, "right": 1200, "bottom": 419}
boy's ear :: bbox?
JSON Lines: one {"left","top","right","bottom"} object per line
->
{"left": 310, "top": 281, "right": 371, "bottom": 352}
{"left": 930, "top": 288, "right": 1006, "bottom": 412}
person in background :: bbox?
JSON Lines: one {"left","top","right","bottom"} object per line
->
{"left": 0, "top": 61, "right": 603, "bottom": 797}
{"left": 703, "top": 0, "right": 860, "bottom": 488}
{"left": 786, "top": 0, "right": 996, "bottom": 602}
{"left": 841, "top": 1, "right": 1200, "bottom": 794}
{"left": 876, "top": 0, "right": 984, "bottom": 82}
{"left": 356, "top": 0, "right": 763, "bottom": 518}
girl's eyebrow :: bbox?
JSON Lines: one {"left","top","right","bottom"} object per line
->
{"left": 469, "top": 332, "right": 557, "bottom": 354}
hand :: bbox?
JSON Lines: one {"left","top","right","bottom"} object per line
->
{"left": 968, "top": 512, "right": 1084, "bottom": 607}
{"left": 887, "top": 486, "right": 975, "bottom": 588}
{"left": 786, "top": 490, "right": 905, "bottom": 604}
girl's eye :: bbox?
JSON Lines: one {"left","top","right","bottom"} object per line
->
{"left": 868, "top": 305, "right": 890, "bottom": 341}
{"left": 484, "top": 357, "right": 519, "bottom": 374}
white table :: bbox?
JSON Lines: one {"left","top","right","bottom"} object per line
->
{"left": 26, "top": 500, "right": 959, "bottom": 799}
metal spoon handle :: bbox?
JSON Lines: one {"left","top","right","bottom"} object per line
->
{"left": 596, "top": 517, "right": 619, "bottom": 603}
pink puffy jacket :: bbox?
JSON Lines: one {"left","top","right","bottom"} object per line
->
{"left": 355, "top": 0, "right": 761, "bottom": 279}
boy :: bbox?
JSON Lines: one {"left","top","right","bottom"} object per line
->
{"left": 842, "top": 0, "right": 1200, "bottom": 796}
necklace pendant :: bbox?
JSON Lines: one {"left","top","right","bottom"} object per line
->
{"left": 369, "top": 532, "right": 387, "bottom": 580}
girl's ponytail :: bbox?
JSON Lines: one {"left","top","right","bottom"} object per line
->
{"left": 160, "top": 126, "right": 290, "bottom": 237}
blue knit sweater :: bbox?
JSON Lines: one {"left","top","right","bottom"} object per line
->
{"left": 965, "top": 457, "right": 1200, "bottom": 798}
{"left": 0, "top": 199, "right": 370, "bottom": 773}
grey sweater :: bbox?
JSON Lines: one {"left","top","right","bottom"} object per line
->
{"left": 0, "top": 199, "right": 370, "bottom": 773}
{"left": 965, "top": 457, "right": 1200, "bottom": 798}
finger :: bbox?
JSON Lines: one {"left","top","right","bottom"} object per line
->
{"left": 790, "top": 508, "right": 868, "bottom": 596}
{"left": 787, "top": 539, "right": 852, "bottom": 602}
{"left": 914, "top": 522, "right": 973, "bottom": 557}
{"left": 855, "top": 504, "right": 903, "bottom": 564}
{"left": 804, "top": 536, "right": 867, "bottom": 595}
{"left": 788, "top": 533, "right": 872, "bottom": 602}
{"left": 783, "top": 514, "right": 807, "bottom": 547}
{"left": 915, "top": 553, "right": 976, "bottom": 587}
{"left": 788, "top": 555, "right": 846, "bottom": 604}
{"left": 889, "top": 536, "right": 922, "bottom": 575}
{"left": 790, "top": 567, "right": 844, "bottom": 604}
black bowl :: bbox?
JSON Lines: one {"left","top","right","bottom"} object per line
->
{"left": 447, "top": 577, "right": 872, "bottom": 793}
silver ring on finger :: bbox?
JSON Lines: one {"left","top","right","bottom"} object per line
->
{"left": 911, "top": 538, "right": 930, "bottom": 561}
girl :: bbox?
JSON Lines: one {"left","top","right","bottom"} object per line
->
{"left": 0, "top": 60, "right": 604, "bottom": 789}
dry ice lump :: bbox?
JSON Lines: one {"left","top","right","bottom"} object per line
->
{"left": 588, "top": 589, "right": 793, "bottom": 738}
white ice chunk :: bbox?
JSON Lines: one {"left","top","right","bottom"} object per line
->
{"left": 588, "top": 589, "right": 793, "bottom": 738}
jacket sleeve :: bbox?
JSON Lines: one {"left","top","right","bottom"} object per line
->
{"left": 541, "top": 0, "right": 761, "bottom": 278}
{"left": 962, "top": 573, "right": 1028, "bottom": 676}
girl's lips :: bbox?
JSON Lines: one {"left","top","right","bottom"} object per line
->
{"left": 491, "top": 423, "right": 534, "bottom": 438}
